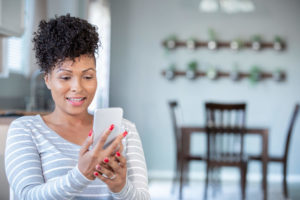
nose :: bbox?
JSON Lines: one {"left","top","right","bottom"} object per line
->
{"left": 70, "top": 77, "right": 83, "bottom": 93}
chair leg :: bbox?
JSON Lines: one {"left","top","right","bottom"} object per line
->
{"left": 183, "top": 161, "right": 189, "bottom": 186}
{"left": 204, "top": 164, "right": 209, "bottom": 200}
{"left": 240, "top": 163, "right": 247, "bottom": 200}
{"left": 211, "top": 167, "right": 219, "bottom": 197}
{"left": 172, "top": 159, "right": 180, "bottom": 194}
{"left": 179, "top": 158, "right": 184, "bottom": 200}
{"left": 283, "top": 162, "right": 289, "bottom": 199}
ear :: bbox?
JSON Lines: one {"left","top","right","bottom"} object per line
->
{"left": 44, "top": 74, "right": 51, "bottom": 90}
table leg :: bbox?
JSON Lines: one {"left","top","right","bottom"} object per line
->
{"left": 179, "top": 129, "right": 191, "bottom": 199}
{"left": 262, "top": 130, "right": 269, "bottom": 200}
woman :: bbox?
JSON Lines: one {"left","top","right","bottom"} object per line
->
{"left": 5, "top": 14, "right": 150, "bottom": 200}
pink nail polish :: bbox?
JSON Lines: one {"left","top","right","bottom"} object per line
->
{"left": 88, "top": 130, "right": 93, "bottom": 137}
{"left": 96, "top": 164, "right": 101, "bottom": 170}
{"left": 94, "top": 172, "right": 99, "bottom": 176}
{"left": 109, "top": 124, "right": 114, "bottom": 131}
{"left": 103, "top": 157, "right": 109, "bottom": 163}
{"left": 116, "top": 152, "right": 121, "bottom": 157}
{"left": 122, "top": 131, "right": 128, "bottom": 137}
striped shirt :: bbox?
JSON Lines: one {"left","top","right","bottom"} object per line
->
{"left": 5, "top": 115, "right": 150, "bottom": 200}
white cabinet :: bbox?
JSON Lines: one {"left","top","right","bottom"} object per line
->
{"left": 0, "top": 0, "right": 25, "bottom": 36}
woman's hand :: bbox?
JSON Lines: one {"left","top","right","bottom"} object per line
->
{"left": 94, "top": 142, "right": 127, "bottom": 193}
{"left": 78, "top": 125, "right": 125, "bottom": 180}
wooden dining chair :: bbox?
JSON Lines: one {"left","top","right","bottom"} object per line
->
{"left": 168, "top": 101, "right": 183, "bottom": 193}
{"left": 249, "top": 103, "right": 299, "bottom": 199}
{"left": 204, "top": 102, "right": 248, "bottom": 200}
{"left": 168, "top": 101, "right": 202, "bottom": 198}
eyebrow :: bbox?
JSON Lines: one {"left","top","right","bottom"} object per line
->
{"left": 56, "top": 68, "right": 96, "bottom": 73}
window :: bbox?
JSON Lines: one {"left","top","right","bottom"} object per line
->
{"left": 0, "top": 0, "right": 34, "bottom": 77}
{"left": 5, "top": 37, "right": 23, "bottom": 73}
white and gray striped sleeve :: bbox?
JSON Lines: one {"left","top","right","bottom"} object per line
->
{"left": 5, "top": 120, "right": 93, "bottom": 200}
{"left": 111, "top": 120, "right": 150, "bottom": 200}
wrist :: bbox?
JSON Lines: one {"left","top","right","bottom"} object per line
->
{"left": 77, "top": 165, "right": 95, "bottom": 181}
{"left": 110, "top": 181, "right": 126, "bottom": 193}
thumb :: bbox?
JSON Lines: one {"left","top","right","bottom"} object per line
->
{"left": 80, "top": 129, "right": 93, "bottom": 156}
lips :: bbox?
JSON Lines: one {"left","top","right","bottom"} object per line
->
{"left": 66, "top": 97, "right": 87, "bottom": 106}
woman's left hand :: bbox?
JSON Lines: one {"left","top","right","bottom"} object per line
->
{"left": 94, "top": 143, "right": 127, "bottom": 193}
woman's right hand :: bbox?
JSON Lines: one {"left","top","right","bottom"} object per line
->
{"left": 78, "top": 125, "right": 125, "bottom": 180}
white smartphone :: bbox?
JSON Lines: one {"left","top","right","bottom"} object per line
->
{"left": 93, "top": 107, "right": 124, "bottom": 148}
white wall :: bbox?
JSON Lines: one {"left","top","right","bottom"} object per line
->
{"left": 110, "top": 0, "right": 300, "bottom": 181}
{"left": 47, "top": 0, "right": 88, "bottom": 19}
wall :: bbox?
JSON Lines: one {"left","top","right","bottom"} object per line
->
{"left": 110, "top": 0, "right": 300, "bottom": 181}
{"left": 47, "top": 0, "right": 88, "bottom": 19}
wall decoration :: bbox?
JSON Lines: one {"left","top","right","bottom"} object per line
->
{"left": 230, "top": 38, "right": 244, "bottom": 51}
{"left": 273, "top": 69, "right": 285, "bottom": 82}
{"left": 206, "top": 67, "right": 218, "bottom": 80}
{"left": 207, "top": 29, "right": 218, "bottom": 50}
{"left": 186, "top": 61, "right": 198, "bottom": 79}
{"left": 230, "top": 64, "right": 241, "bottom": 81}
{"left": 249, "top": 65, "right": 262, "bottom": 84}
{"left": 273, "top": 36, "right": 284, "bottom": 51}
{"left": 162, "top": 33, "right": 286, "bottom": 51}
{"left": 165, "top": 64, "right": 176, "bottom": 80}
{"left": 164, "top": 35, "right": 178, "bottom": 50}
{"left": 251, "top": 35, "right": 262, "bottom": 51}
{"left": 161, "top": 64, "right": 286, "bottom": 83}
{"left": 186, "top": 38, "right": 197, "bottom": 50}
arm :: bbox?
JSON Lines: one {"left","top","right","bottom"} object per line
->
{"left": 5, "top": 120, "right": 93, "bottom": 200}
{"left": 111, "top": 120, "right": 150, "bottom": 200}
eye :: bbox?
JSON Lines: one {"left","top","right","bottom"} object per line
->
{"left": 60, "top": 76, "right": 71, "bottom": 80}
{"left": 83, "top": 76, "right": 93, "bottom": 80}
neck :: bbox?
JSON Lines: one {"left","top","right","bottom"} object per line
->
{"left": 49, "top": 107, "right": 92, "bottom": 126}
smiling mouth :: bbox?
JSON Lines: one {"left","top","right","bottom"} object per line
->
{"left": 66, "top": 97, "right": 87, "bottom": 101}
{"left": 66, "top": 97, "right": 87, "bottom": 106}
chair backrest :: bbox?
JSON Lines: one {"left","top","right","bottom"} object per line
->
{"left": 284, "top": 104, "right": 299, "bottom": 161}
{"left": 205, "top": 102, "right": 247, "bottom": 162}
{"left": 168, "top": 101, "right": 182, "bottom": 152}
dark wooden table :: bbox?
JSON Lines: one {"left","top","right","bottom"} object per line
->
{"left": 180, "top": 126, "right": 269, "bottom": 200}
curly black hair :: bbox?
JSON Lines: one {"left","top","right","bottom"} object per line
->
{"left": 33, "top": 14, "right": 99, "bottom": 74}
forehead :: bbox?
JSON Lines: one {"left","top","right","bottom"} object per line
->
{"left": 55, "top": 55, "right": 96, "bottom": 72}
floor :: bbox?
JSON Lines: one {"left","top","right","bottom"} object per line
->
{"left": 149, "top": 179, "right": 300, "bottom": 200}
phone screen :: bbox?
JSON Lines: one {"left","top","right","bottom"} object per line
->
{"left": 93, "top": 107, "right": 124, "bottom": 148}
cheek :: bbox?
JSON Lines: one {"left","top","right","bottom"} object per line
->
{"left": 51, "top": 82, "right": 70, "bottom": 96}
{"left": 86, "top": 80, "right": 97, "bottom": 93}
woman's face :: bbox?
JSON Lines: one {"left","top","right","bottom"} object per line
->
{"left": 45, "top": 54, "right": 97, "bottom": 116}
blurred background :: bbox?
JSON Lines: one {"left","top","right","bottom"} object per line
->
{"left": 0, "top": 0, "right": 300, "bottom": 199}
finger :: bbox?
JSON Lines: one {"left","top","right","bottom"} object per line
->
{"left": 93, "top": 124, "right": 114, "bottom": 152}
{"left": 117, "top": 143, "right": 124, "bottom": 154}
{"left": 95, "top": 171, "right": 113, "bottom": 184}
{"left": 79, "top": 130, "right": 93, "bottom": 156}
{"left": 96, "top": 164, "right": 115, "bottom": 177}
{"left": 116, "top": 153, "right": 127, "bottom": 168}
{"left": 94, "top": 171, "right": 112, "bottom": 183}
{"left": 113, "top": 143, "right": 123, "bottom": 161}
{"left": 105, "top": 131, "right": 127, "bottom": 155}
{"left": 108, "top": 156, "right": 121, "bottom": 172}
{"left": 109, "top": 143, "right": 123, "bottom": 156}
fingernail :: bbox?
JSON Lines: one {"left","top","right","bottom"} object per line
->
{"left": 96, "top": 164, "right": 101, "bottom": 170}
{"left": 94, "top": 172, "right": 99, "bottom": 176}
{"left": 88, "top": 130, "right": 93, "bottom": 137}
{"left": 109, "top": 124, "right": 114, "bottom": 131}
{"left": 116, "top": 151, "right": 121, "bottom": 157}
{"left": 122, "top": 131, "right": 128, "bottom": 137}
{"left": 104, "top": 157, "right": 109, "bottom": 163}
